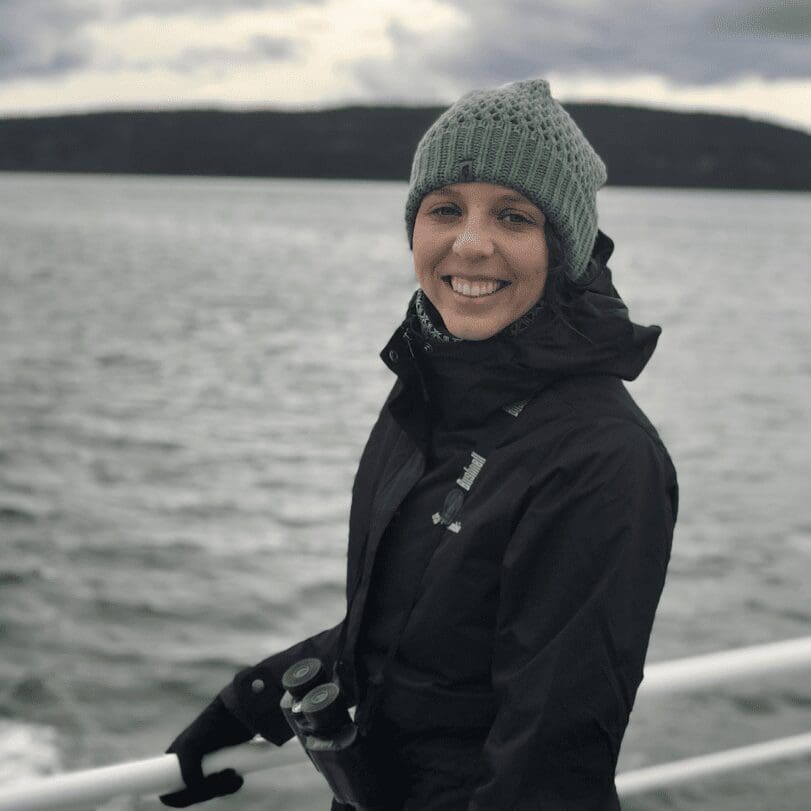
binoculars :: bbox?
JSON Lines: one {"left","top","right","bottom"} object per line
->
{"left": 280, "top": 658, "right": 383, "bottom": 810}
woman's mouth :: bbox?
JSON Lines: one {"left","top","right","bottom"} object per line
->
{"left": 442, "top": 276, "right": 510, "bottom": 298}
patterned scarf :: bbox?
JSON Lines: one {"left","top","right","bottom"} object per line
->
{"left": 414, "top": 289, "right": 545, "bottom": 344}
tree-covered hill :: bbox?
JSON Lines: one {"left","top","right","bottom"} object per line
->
{"left": 0, "top": 104, "right": 808, "bottom": 190}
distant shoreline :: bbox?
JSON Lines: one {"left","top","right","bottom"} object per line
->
{"left": 1, "top": 103, "right": 809, "bottom": 191}
{"left": 2, "top": 170, "right": 806, "bottom": 196}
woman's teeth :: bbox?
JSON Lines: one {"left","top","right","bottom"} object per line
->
{"left": 449, "top": 277, "right": 506, "bottom": 297}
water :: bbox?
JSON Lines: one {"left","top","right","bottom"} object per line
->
{"left": 1, "top": 173, "right": 809, "bottom": 810}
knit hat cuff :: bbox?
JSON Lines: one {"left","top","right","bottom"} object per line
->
{"left": 405, "top": 135, "right": 603, "bottom": 279}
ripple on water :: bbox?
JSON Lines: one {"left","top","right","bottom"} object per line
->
{"left": 0, "top": 567, "right": 44, "bottom": 586}
{"left": 94, "top": 351, "right": 162, "bottom": 372}
{"left": 0, "top": 505, "right": 38, "bottom": 523}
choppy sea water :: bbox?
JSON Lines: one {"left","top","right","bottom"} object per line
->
{"left": 0, "top": 173, "right": 809, "bottom": 810}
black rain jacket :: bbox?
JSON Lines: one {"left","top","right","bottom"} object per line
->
{"left": 220, "top": 231, "right": 678, "bottom": 809}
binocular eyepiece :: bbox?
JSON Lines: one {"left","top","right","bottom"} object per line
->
{"left": 280, "top": 657, "right": 327, "bottom": 740}
{"left": 280, "top": 658, "right": 383, "bottom": 810}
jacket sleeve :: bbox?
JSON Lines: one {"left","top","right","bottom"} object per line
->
{"left": 219, "top": 621, "right": 345, "bottom": 745}
{"left": 218, "top": 386, "right": 405, "bottom": 746}
{"left": 468, "top": 422, "right": 677, "bottom": 811}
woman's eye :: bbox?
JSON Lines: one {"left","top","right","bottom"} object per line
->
{"left": 431, "top": 205, "right": 459, "bottom": 216}
{"left": 501, "top": 210, "right": 532, "bottom": 225}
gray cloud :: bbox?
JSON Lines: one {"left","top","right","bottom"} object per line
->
{"left": 167, "top": 35, "right": 299, "bottom": 73}
{"left": 250, "top": 34, "right": 299, "bottom": 60}
{"left": 0, "top": 0, "right": 311, "bottom": 82}
{"left": 715, "top": 2, "right": 811, "bottom": 37}
{"left": 0, "top": 0, "right": 807, "bottom": 94}
{"left": 0, "top": 1, "right": 96, "bottom": 80}
{"left": 114, "top": 0, "right": 326, "bottom": 16}
{"left": 353, "top": 0, "right": 810, "bottom": 101}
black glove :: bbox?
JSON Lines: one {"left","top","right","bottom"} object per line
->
{"left": 159, "top": 695, "right": 255, "bottom": 808}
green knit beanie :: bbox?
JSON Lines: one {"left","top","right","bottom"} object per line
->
{"left": 405, "top": 78, "right": 607, "bottom": 280}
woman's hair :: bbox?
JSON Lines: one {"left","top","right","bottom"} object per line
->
{"left": 542, "top": 220, "right": 602, "bottom": 335}
{"left": 543, "top": 221, "right": 567, "bottom": 285}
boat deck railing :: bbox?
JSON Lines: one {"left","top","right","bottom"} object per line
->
{"left": 1, "top": 636, "right": 810, "bottom": 811}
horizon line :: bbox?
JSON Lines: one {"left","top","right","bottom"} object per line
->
{"left": 0, "top": 99, "right": 808, "bottom": 136}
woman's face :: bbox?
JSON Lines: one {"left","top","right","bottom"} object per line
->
{"left": 412, "top": 182, "right": 549, "bottom": 341}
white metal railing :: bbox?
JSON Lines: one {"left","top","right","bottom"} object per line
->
{"left": 638, "top": 635, "right": 811, "bottom": 696}
{"left": 1, "top": 636, "right": 809, "bottom": 811}
{"left": 615, "top": 732, "right": 811, "bottom": 796}
{"left": 0, "top": 742, "right": 274, "bottom": 811}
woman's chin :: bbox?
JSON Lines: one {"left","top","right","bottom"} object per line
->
{"left": 443, "top": 315, "right": 503, "bottom": 341}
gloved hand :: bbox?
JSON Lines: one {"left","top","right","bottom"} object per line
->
{"left": 159, "top": 695, "right": 255, "bottom": 808}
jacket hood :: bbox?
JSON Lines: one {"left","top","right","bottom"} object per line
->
{"left": 381, "top": 230, "right": 661, "bottom": 429}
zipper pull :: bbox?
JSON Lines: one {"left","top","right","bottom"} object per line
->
{"left": 402, "top": 328, "right": 431, "bottom": 405}
{"left": 401, "top": 328, "right": 417, "bottom": 359}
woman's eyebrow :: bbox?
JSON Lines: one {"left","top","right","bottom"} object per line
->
{"left": 496, "top": 194, "right": 530, "bottom": 205}
{"left": 424, "top": 188, "right": 457, "bottom": 200}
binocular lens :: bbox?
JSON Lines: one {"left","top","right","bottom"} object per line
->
{"left": 282, "top": 657, "right": 326, "bottom": 699}
{"left": 300, "top": 682, "right": 348, "bottom": 733}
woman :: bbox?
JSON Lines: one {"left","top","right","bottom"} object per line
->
{"left": 160, "top": 78, "right": 678, "bottom": 810}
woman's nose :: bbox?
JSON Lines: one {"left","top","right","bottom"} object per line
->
{"left": 452, "top": 218, "right": 495, "bottom": 259}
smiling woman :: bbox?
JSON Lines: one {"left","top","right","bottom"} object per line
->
{"left": 412, "top": 183, "right": 550, "bottom": 340}
{"left": 160, "top": 78, "right": 678, "bottom": 811}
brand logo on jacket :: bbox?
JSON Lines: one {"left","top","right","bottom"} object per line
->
{"left": 456, "top": 451, "right": 486, "bottom": 491}
{"left": 503, "top": 397, "right": 529, "bottom": 417}
{"left": 432, "top": 451, "right": 487, "bottom": 534}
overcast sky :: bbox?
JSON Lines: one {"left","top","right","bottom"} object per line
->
{"left": 1, "top": 0, "right": 809, "bottom": 131}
